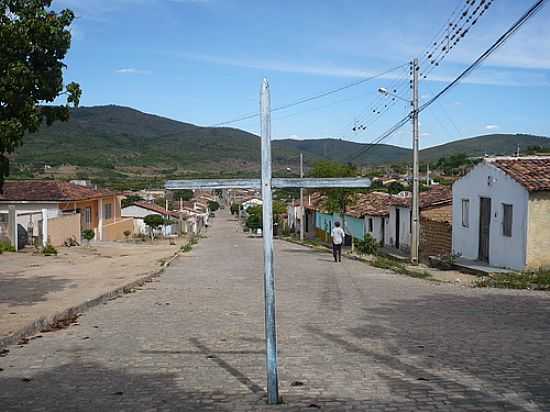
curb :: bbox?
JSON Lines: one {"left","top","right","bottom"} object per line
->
{"left": 0, "top": 251, "right": 181, "bottom": 350}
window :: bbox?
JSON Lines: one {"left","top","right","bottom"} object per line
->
{"left": 84, "top": 207, "right": 92, "bottom": 227}
{"left": 368, "top": 218, "right": 373, "bottom": 232}
{"left": 461, "top": 199, "right": 470, "bottom": 228}
{"left": 503, "top": 204, "right": 513, "bottom": 237}
{"left": 103, "top": 203, "right": 113, "bottom": 220}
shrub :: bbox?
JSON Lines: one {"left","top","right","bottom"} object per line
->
{"left": 42, "top": 243, "right": 58, "bottom": 256}
{"left": 208, "top": 200, "right": 220, "bottom": 212}
{"left": 355, "top": 233, "right": 378, "bottom": 256}
{"left": 82, "top": 229, "right": 95, "bottom": 246}
{"left": 123, "top": 230, "right": 132, "bottom": 240}
{"left": 474, "top": 270, "right": 550, "bottom": 290}
{"left": 230, "top": 203, "right": 241, "bottom": 215}
{"left": 180, "top": 243, "right": 192, "bottom": 253}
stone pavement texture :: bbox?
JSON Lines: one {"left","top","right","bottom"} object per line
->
{"left": 1, "top": 212, "right": 549, "bottom": 411}
{"left": 0, "top": 238, "right": 185, "bottom": 341}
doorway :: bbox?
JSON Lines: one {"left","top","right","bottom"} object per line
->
{"left": 478, "top": 197, "right": 491, "bottom": 262}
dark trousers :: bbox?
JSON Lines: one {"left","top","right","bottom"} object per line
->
{"left": 332, "top": 243, "right": 342, "bottom": 262}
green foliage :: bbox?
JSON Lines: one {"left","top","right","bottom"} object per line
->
{"left": 372, "top": 256, "right": 432, "bottom": 279}
{"left": 173, "top": 190, "right": 193, "bottom": 201}
{"left": 355, "top": 233, "right": 378, "bottom": 256}
{"left": 41, "top": 243, "right": 58, "bottom": 256}
{"left": 180, "top": 243, "right": 192, "bottom": 253}
{"left": 0, "top": 0, "right": 81, "bottom": 188}
{"left": 82, "top": 229, "right": 95, "bottom": 242}
{"left": 386, "top": 181, "right": 406, "bottom": 195}
{"left": 121, "top": 194, "right": 144, "bottom": 208}
{"left": 208, "top": 200, "right": 220, "bottom": 212}
{"left": 143, "top": 214, "right": 165, "bottom": 230}
{"left": 245, "top": 205, "right": 263, "bottom": 231}
{"left": 0, "top": 240, "right": 16, "bottom": 253}
{"left": 474, "top": 270, "right": 550, "bottom": 290}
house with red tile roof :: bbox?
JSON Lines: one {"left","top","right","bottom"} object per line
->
{"left": 0, "top": 180, "right": 133, "bottom": 245}
{"left": 453, "top": 157, "right": 550, "bottom": 270}
{"left": 121, "top": 201, "right": 180, "bottom": 236}
{"left": 386, "top": 185, "right": 453, "bottom": 253}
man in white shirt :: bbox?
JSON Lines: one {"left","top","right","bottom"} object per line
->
{"left": 331, "top": 221, "right": 345, "bottom": 263}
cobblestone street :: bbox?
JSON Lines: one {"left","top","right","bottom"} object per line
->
{"left": 1, "top": 212, "right": 549, "bottom": 411}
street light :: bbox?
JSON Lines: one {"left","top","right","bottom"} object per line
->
{"left": 377, "top": 58, "right": 420, "bottom": 265}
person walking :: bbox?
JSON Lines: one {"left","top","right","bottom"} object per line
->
{"left": 331, "top": 221, "right": 345, "bottom": 263}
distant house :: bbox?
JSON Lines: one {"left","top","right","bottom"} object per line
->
{"left": 387, "top": 186, "right": 453, "bottom": 253}
{"left": 452, "top": 157, "right": 550, "bottom": 270}
{"left": 0, "top": 180, "right": 132, "bottom": 246}
{"left": 350, "top": 192, "right": 393, "bottom": 245}
{"left": 121, "top": 201, "right": 179, "bottom": 236}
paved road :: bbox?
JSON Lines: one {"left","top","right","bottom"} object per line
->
{"left": 1, "top": 212, "right": 549, "bottom": 411}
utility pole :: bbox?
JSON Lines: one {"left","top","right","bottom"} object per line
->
{"left": 300, "top": 152, "right": 304, "bottom": 241}
{"left": 411, "top": 58, "right": 420, "bottom": 265}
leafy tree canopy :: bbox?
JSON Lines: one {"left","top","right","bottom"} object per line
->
{"left": 121, "top": 194, "right": 144, "bottom": 208}
{"left": 309, "top": 160, "right": 358, "bottom": 215}
{"left": 0, "top": 0, "right": 81, "bottom": 189}
{"left": 173, "top": 189, "right": 193, "bottom": 201}
{"left": 143, "top": 214, "right": 166, "bottom": 229}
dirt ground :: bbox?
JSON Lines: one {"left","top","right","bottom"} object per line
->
{"left": 0, "top": 237, "right": 188, "bottom": 340}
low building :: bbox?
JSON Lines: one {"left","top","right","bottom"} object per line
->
{"left": 387, "top": 186, "right": 453, "bottom": 253}
{"left": 452, "top": 157, "right": 550, "bottom": 271}
{"left": 0, "top": 180, "right": 133, "bottom": 245}
{"left": 121, "top": 201, "right": 179, "bottom": 236}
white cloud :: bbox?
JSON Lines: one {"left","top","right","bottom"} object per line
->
{"left": 115, "top": 68, "right": 152, "bottom": 75}
{"left": 485, "top": 124, "right": 499, "bottom": 130}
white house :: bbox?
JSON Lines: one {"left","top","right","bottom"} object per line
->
{"left": 122, "top": 201, "right": 178, "bottom": 237}
{"left": 386, "top": 186, "right": 452, "bottom": 252}
{"left": 452, "top": 157, "right": 550, "bottom": 271}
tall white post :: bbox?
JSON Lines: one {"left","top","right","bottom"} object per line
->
{"left": 411, "top": 58, "right": 420, "bottom": 264}
{"left": 300, "top": 152, "right": 304, "bottom": 241}
{"left": 260, "top": 78, "right": 279, "bottom": 404}
{"left": 8, "top": 205, "right": 17, "bottom": 251}
{"left": 98, "top": 198, "right": 103, "bottom": 241}
{"left": 41, "top": 209, "right": 48, "bottom": 248}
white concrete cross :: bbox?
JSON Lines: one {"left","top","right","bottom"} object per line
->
{"left": 165, "top": 79, "right": 371, "bottom": 404}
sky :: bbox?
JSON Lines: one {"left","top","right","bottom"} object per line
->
{"left": 53, "top": 0, "right": 550, "bottom": 149}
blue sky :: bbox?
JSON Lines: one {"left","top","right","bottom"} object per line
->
{"left": 54, "top": 0, "right": 550, "bottom": 148}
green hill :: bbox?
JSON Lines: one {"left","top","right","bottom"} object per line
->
{"left": 11, "top": 105, "right": 550, "bottom": 187}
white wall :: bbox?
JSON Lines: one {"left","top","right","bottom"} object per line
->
{"left": 386, "top": 206, "right": 411, "bottom": 251}
{"left": 452, "top": 162, "right": 529, "bottom": 270}
{"left": 364, "top": 215, "right": 386, "bottom": 244}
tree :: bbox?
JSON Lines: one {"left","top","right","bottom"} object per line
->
{"left": 173, "top": 190, "right": 193, "bottom": 201}
{"left": 208, "top": 200, "right": 220, "bottom": 212}
{"left": 245, "top": 205, "right": 262, "bottom": 231}
{"left": 82, "top": 229, "right": 95, "bottom": 246}
{"left": 0, "top": 0, "right": 81, "bottom": 190}
{"left": 310, "top": 160, "right": 358, "bottom": 234}
{"left": 143, "top": 214, "right": 165, "bottom": 239}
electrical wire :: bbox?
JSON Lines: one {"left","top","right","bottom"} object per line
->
{"left": 210, "top": 63, "right": 408, "bottom": 127}
{"left": 350, "top": 0, "right": 547, "bottom": 162}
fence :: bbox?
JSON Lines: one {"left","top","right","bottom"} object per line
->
{"left": 102, "top": 218, "right": 134, "bottom": 241}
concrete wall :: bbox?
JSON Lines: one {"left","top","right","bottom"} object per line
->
{"left": 387, "top": 206, "right": 411, "bottom": 251}
{"left": 364, "top": 215, "right": 386, "bottom": 244}
{"left": 452, "top": 162, "right": 529, "bottom": 270}
{"left": 102, "top": 218, "right": 134, "bottom": 241}
{"left": 48, "top": 213, "right": 81, "bottom": 246}
{"left": 526, "top": 192, "right": 550, "bottom": 270}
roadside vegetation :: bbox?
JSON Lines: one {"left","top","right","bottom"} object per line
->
{"left": 0, "top": 240, "right": 16, "bottom": 254}
{"left": 474, "top": 270, "right": 550, "bottom": 291}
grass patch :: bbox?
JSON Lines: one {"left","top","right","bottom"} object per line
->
{"left": 180, "top": 243, "right": 192, "bottom": 253}
{"left": 474, "top": 270, "right": 550, "bottom": 290}
{"left": 0, "top": 241, "right": 16, "bottom": 253}
{"left": 372, "top": 256, "right": 434, "bottom": 280}
{"left": 41, "top": 243, "right": 58, "bottom": 256}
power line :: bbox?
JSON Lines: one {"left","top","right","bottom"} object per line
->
{"left": 211, "top": 63, "right": 408, "bottom": 127}
{"left": 350, "top": 0, "right": 547, "bottom": 162}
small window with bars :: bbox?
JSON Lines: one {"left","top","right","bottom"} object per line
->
{"left": 368, "top": 218, "right": 373, "bottom": 232}
{"left": 103, "top": 203, "right": 113, "bottom": 220}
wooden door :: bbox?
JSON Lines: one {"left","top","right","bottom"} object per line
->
{"left": 478, "top": 197, "right": 491, "bottom": 262}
